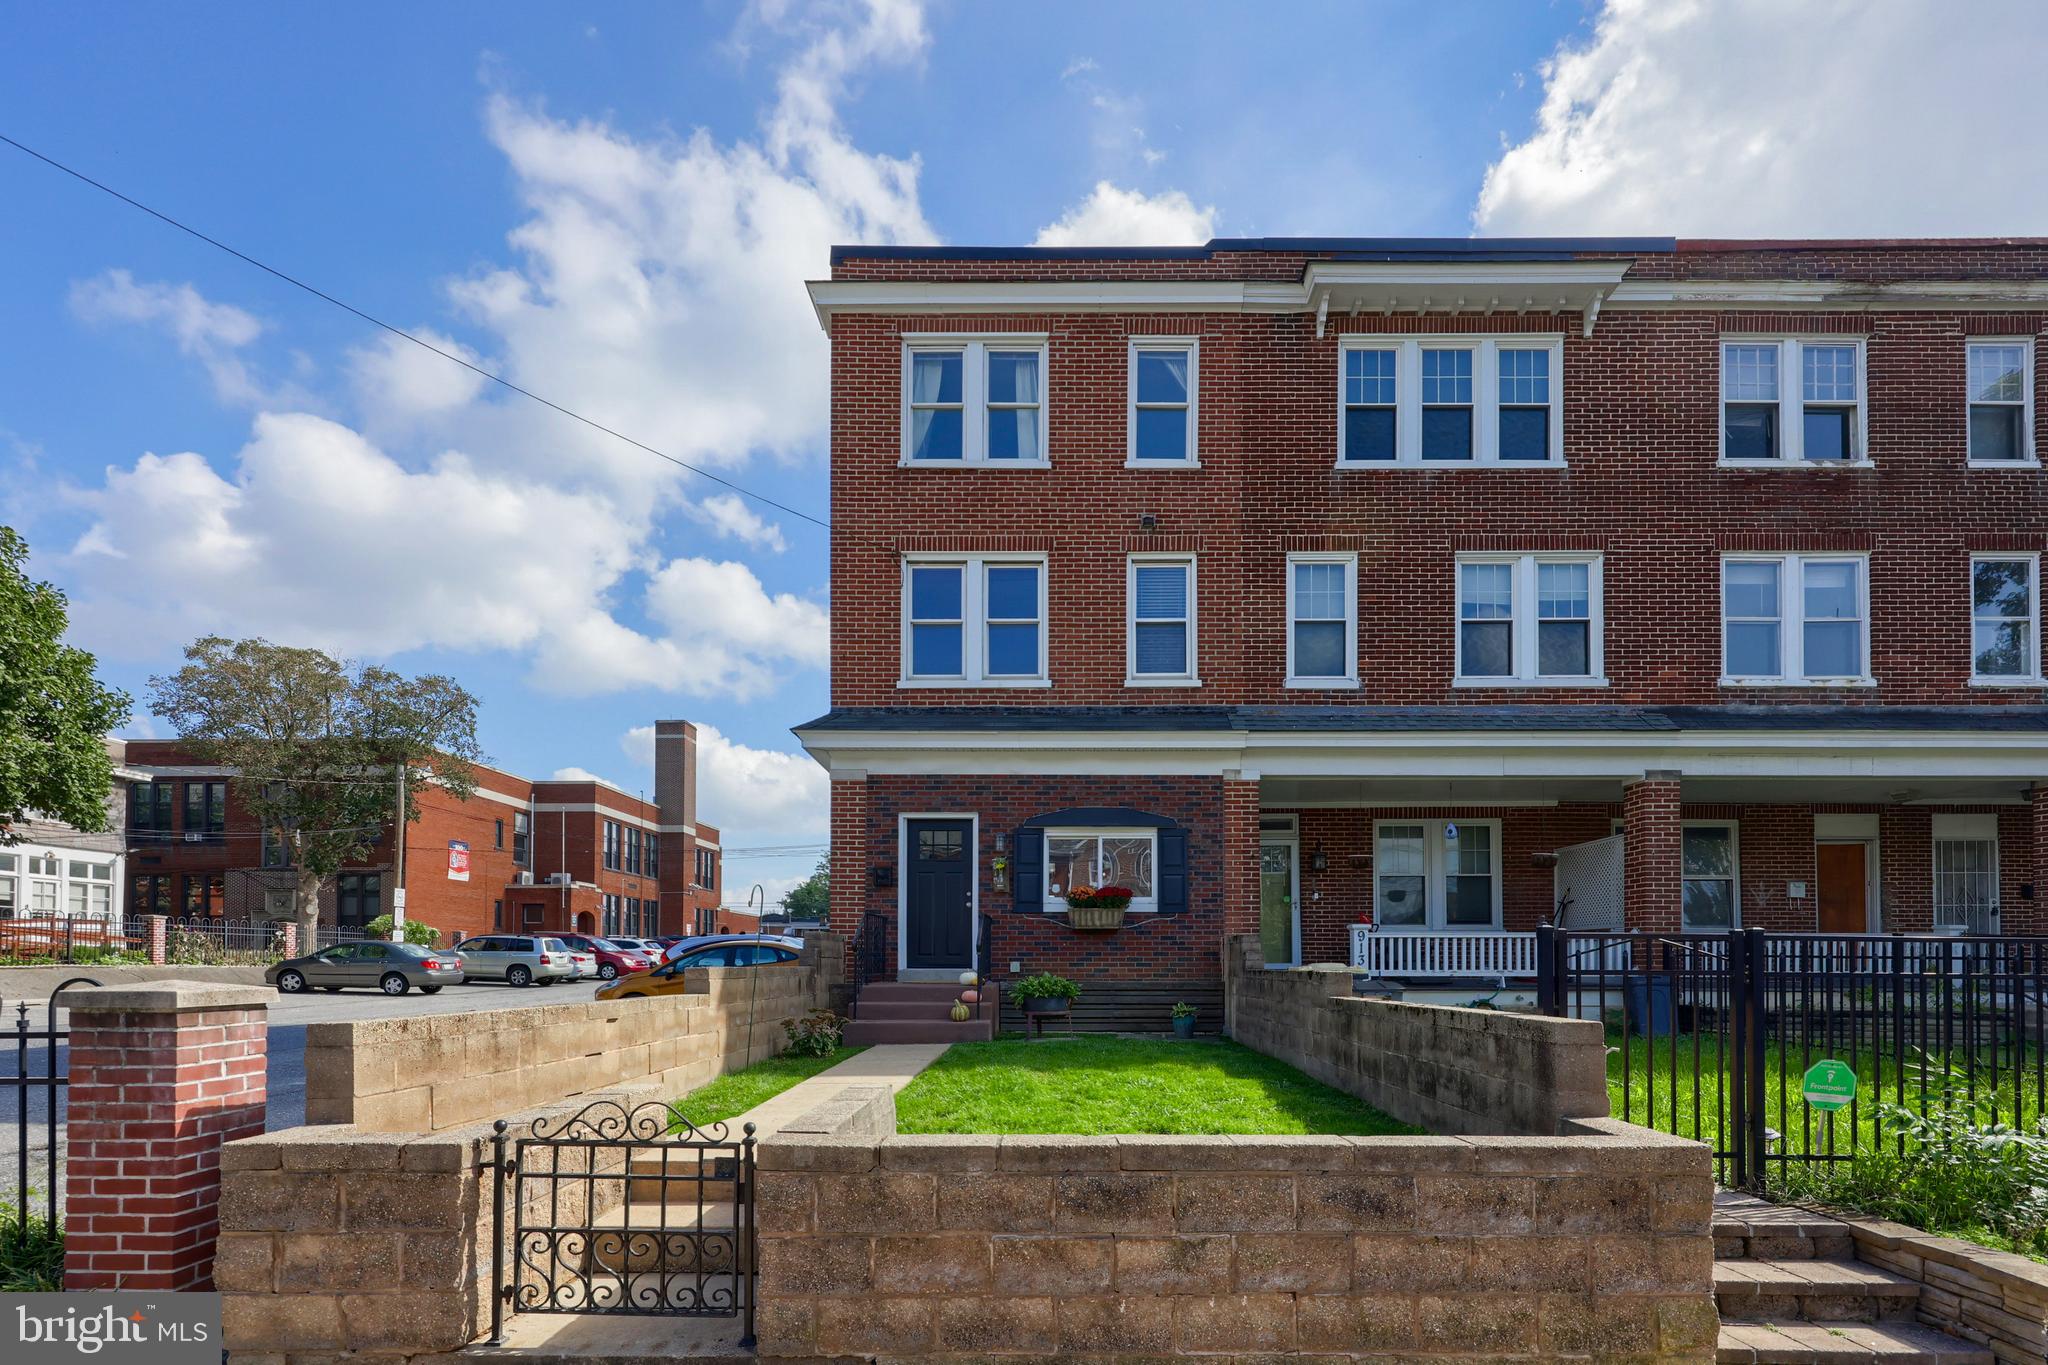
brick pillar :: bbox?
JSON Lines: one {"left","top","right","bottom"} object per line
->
{"left": 830, "top": 772, "right": 870, "bottom": 980}
{"left": 145, "top": 914, "right": 168, "bottom": 965}
{"left": 278, "top": 921, "right": 298, "bottom": 957}
{"left": 65, "top": 982, "right": 270, "bottom": 1290}
{"left": 1622, "top": 771, "right": 1684, "bottom": 933}
{"left": 2029, "top": 785, "right": 2048, "bottom": 936}
{"left": 1222, "top": 772, "right": 1262, "bottom": 938}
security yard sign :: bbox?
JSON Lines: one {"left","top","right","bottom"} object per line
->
{"left": 1802, "top": 1059, "right": 1857, "bottom": 1112}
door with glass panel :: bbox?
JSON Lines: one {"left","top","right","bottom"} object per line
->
{"left": 1259, "top": 817, "right": 1298, "bottom": 967}
{"left": 1373, "top": 822, "right": 1501, "bottom": 930}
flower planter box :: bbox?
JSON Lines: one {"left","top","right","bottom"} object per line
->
{"left": 1067, "top": 904, "right": 1126, "bottom": 931}
{"left": 1021, "top": 995, "right": 1067, "bottom": 1015}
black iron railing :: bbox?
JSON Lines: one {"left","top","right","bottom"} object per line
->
{"left": 1537, "top": 925, "right": 2048, "bottom": 1189}
{"left": 849, "top": 911, "right": 889, "bottom": 1012}
{"left": 6, "top": 977, "right": 100, "bottom": 1240}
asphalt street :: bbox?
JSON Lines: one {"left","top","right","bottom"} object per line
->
{"left": 0, "top": 977, "right": 613, "bottom": 1199}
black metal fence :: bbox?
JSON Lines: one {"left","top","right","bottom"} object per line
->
{"left": 1536, "top": 926, "right": 2048, "bottom": 1189}
{"left": 5, "top": 977, "right": 99, "bottom": 1249}
{"left": 482, "top": 1100, "right": 756, "bottom": 1343}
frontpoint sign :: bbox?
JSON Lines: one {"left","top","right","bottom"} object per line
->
{"left": 1801, "top": 1059, "right": 1857, "bottom": 1112}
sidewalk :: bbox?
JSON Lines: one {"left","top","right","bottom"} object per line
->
{"left": 726, "top": 1041, "right": 950, "bottom": 1138}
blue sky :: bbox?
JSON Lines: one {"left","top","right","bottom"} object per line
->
{"left": 4, "top": 1, "right": 2044, "bottom": 902}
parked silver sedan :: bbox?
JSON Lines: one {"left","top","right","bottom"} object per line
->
{"left": 269, "top": 941, "right": 466, "bottom": 996}
{"left": 451, "top": 934, "right": 581, "bottom": 986}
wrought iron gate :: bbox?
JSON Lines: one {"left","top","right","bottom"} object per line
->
{"left": 483, "top": 1100, "right": 756, "bottom": 1344}
{"left": 6, "top": 977, "right": 99, "bottom": 1245}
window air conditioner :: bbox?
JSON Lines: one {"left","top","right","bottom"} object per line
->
{"left": 548, "top": 873, "right": 573, "bottom": 886}
{"left": 515, "top": 871, "right": 535, "bottom": 886}
{"left": 184, "top": 832, "right": 206, "bottom": 843}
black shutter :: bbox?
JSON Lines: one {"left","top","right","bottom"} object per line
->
{"left": 1156, "top": 828, "right": 1189, "bottom": 915}
{"left": 1011, "top": 828, "right": 1044, "bottom": 913}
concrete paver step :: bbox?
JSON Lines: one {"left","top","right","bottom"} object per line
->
{"left": 1717, "top": 1320, "right": 1994, "bottom": 1364}
{"left": 842, "top": 1016, "right": 991, "bottom": 1045}
{"left": 1716, "top": 1260, "right": 1922, "bottom": 1323}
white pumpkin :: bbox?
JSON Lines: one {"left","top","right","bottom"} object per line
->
{"left": 958, "top": 970, "right": 979, "bottom": 987}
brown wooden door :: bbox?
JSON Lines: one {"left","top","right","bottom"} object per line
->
{"left": 1816, "top": 843, "right": 1868, "bottom": 933}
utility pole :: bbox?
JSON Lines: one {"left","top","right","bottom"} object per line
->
{"left": 391, "top": 761, "right": 408, "bottom": 941}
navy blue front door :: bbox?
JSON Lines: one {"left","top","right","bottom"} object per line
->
{"left": 905, "top": 819, "right": 973, "bottom": 968}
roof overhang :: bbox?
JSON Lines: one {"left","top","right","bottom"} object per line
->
{"left": 1301, "top": 259, "right": 1634, "bottom": 339}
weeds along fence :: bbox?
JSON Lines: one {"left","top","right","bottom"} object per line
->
{"left": 0, "top": 916, "right": 144, "bottom": 966}
{"left": 163, "top": 919, "right": 293, "bottom": 965}
{"left": 1535, "top": 926, "right": 2048, "bottom": 1190}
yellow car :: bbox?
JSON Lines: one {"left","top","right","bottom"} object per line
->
{"left": 594, "top": 936, "right": 802, "bottom": 999}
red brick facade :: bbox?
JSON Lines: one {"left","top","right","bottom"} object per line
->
{"left": 804, "top": 237, "right": 2048, "bottom": 1016}
{"left": 121, "top": 722, "right": 728, "bottom": 942}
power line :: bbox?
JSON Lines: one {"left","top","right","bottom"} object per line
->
{"left": 0, "top": 132, "right": 830, "bottom": 532}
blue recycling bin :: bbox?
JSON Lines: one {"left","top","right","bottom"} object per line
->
{"left": 1626, "top": 974, "right": 1676, "bottom": 1036}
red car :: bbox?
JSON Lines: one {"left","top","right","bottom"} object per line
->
{"left": 551, "top": 933, "right": 657, "bottom": 982}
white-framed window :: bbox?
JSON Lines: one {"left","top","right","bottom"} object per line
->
{"left": 1932, "top": 813, "right": 1999, "bottom": 934}
{"left": 1338, "top": 336, "right": 1563, "bottom": 466}
{"left": 1126, "top": 555, "right": 1197, "bottom": 685}
{"left": 900, "top": 554, "right": 1048, "bottom": 686}
{"left": 1045, "top": 828, "right": 1158, "bottom": 913}
{"left": 1967, "top": 339, "right": 2035, "bottom": 465}
{"left": 1720, "top": 337, "right": 1868, "bottom": 464}
{"left": 1720, "top": 554, "right": 1871, "bottom": 685}
{"left": 1454, "top": 554, "right": 1604, "bottom": 685}
{"left": 1971, "top": 554, "right": 2040, "bottom": 684}
{"left": 1682, "top": 822, "right": 1739, "bottom": 931}
{"left": 0, "top": 851, "right": 14, "bottom": 917}
{"left": 1372, "top": 819, "right": 1502, "bottom": 930}
{"left": 1286, "top": 553, "right": 1358, "bottom": 688}
{"left": 901, "top": 337, "right": 1049, "bottom": 465}
{"left": 1128, "top": 339, "right": 1197, "bottom": 465}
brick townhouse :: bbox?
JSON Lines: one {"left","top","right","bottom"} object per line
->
{"left": 120, "top": 718, "right": 728, "bottom": 942}
{"left": 796, "top": 234, "right": 2048, "bottom": 1028}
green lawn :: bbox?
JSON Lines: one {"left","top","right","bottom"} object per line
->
{"left": 893, "top": 1036, "right": 1417, "bottom": 1136}
{"left": 668, "top": 1045, "right": 870, "bottom": 1130}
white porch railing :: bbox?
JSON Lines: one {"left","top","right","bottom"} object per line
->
{"left": 1349, "top": 927, "right": 1537, "bottom": 981}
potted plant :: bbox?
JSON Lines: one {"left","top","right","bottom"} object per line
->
{"left": 1170, "top": 1001, "right": 1197, "bottom": 1038}
{"left": 1063, "top": 884, "right": 1134, "bottom": 931}
{"left": 1011, "top": 971, "right": 1080, "bottom": 1016}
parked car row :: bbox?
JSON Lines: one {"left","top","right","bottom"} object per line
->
{"left": 266, "top": 931, "right": 808, "bottom": 995}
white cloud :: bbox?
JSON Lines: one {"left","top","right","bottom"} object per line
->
{"left": 1035, "top": 181, "right": 1215, "bottom": 247}
{"left": 347, "top": 329, "right": 490, "bottom": 425}
{"left": 623, "top": 721, "right": 827, "bottom": 847}
{"left": 1476, "top": 0, "right": 2048, "bottom": 236}
{"left": 691, "top": 492, "right": 787, "bottom": 552}
{"left": 69, "top": 269, "right": 290, "bottom": 408}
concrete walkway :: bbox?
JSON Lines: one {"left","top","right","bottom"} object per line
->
{"left": 726, "top": 1042, "right": 950, "bottom": 1138}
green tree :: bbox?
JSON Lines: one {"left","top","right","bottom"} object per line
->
{"left": 0, "top": 527, "right": 130, "bottom": 840}
{"left": 149, "top": 637, "right": 482, "bottom": 944}
{"left": 781, "top": 855, "right": 829, "bottom": 920}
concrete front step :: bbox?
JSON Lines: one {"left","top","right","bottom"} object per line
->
{"left": 858, "top": 981, "right": 978, "bottom": 1002}
{"left": 1716, "top": 1191, "right": 1858, "bottom": 1260}
{"left": 1717, "top": 1320, "right": 1995, "bottom": 1364}
{"left": 1716, "top": 1260, "right": 1922, "bottom": 1323}
{"left": 842, "top": 1016, "right": 991, "bottom": 1045}
{"left": 855, "top": 998, "right": 988, "bottom": 1021}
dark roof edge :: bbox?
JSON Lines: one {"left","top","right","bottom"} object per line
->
{"left": 794, "top": 705, "right": 2048, "bottom": 735}
{"left": 828, "top": 236, "right": 1676, "bottom": 266}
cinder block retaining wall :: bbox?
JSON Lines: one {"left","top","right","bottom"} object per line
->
{"left": 753, "top": 1111, "right": 1719, "bottom": 1361}
{"left": 306, "top": 938, "right": 842, "bottom": 1131}
{"left": 1844, "top": 1217, "right": 2048, "bottom": 1363}
{"left": 1224, "top": 935, "right": 1611, "bottom": 1134}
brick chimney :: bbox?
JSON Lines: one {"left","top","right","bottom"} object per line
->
{"left": 654, "top": 719, "right": 698, "bottom": 832}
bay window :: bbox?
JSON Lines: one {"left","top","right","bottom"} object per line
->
{"left": 1967, "top": 341, "right": 2034, "bottom": 464}
{"left": 1338, "top": 336, "right": 1563, "bottom": 466}
{"left": 1720, "top": 338, "right": 1867, "bottom": 464}
{"left": 1372, "top": 820, "right": 1501, "bottom": 930}
{"left": 1932, "top": 815, "right": 1999, "bottom": 934}
{"left": 901, "top": 555, "right": 1047, "bottom": 686}
{"left": 902, "top": 338, "right": 1048, "bottom": 465}
{"left": 1128, "top": 340, "right": 1197, "bottom": 464}
{"left": 1721, "top": 555, "right": 1870, "bottom": 684}
{"left": 1971, "top": 555, "right": 2040, "bottom": 683}
{"left": 1045, "top": 829, "right": 1157, "bottom": 913}
{"left": 1455, "top": 554, "right": 1603, "bottom": 685}
{"left": 1127, "top": 555, "right": 1197, "bottom": 684}
{"left": 1286, "top": 553, "right": 1357, "bottom": 687}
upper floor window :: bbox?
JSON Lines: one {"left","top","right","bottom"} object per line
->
{"left": 182, "top": 780, "right": 226, "bottom": 843}
{"left": 1128, "top": 339, "right": 1197, "bottom": 465}
{"left": 1720, "top": 338, "right": 1867, "bottom": 464}
{"left": 1126, "top": 556, "right": 1197, "bottom": 685}
{"left": 1967, "top": 340, "right": 2034, "bottom": 465}
{"left": 1454, "top": 554, "right": 1604, "bottom": 686}
{"left": 1338, "top": 337, "right": 1563, "bottom": 466}
{"left": 1721, "top": 554, "right": 1870, "bottom": 685}
{"left": 1286, "top": 553, "right": 1358, "bottom": 688}
{"left": 1971, "top": 554, "right": 2040, "bottom": 684}
{"left": 129, "top": 781, "right": 174, "bottom": 840}
{"left": 902, "top": 338, "right": 1047, "bottom": 465}
{"left": 901, "top": 555, "right": 1047, "bottom": 686}
{"left": 603, "top": 820, "right": 620, "bottom": 871}
{"left": 513, "top": 811, "right": 530, "bottom": 866}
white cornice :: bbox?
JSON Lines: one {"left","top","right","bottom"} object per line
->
{"left": 1607, "top": 279, "right": 2048, "bottom": 312}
